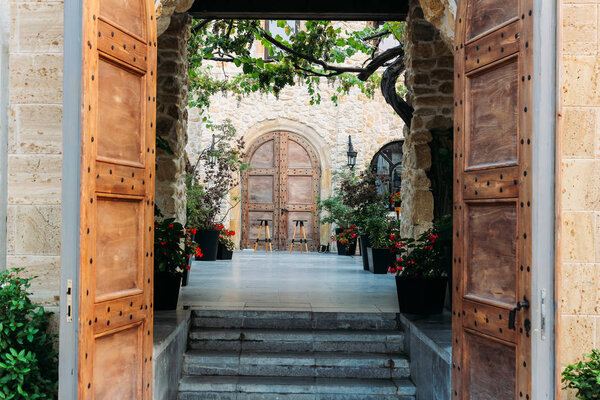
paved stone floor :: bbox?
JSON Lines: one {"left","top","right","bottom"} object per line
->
{"left": 180, "top": 250, "right": 399, "bottom": 312}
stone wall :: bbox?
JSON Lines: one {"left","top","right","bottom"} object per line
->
{"left": 156, "top": 12, "right": 192, "bottom": 223}
{"left": 5, "top": 0, "right": 64, "bottom": 306}
{"left": 558, "top": 1, "right": 600, "bottom": 397}
{"left": 186, "top": 21, "right": 405, "bottom": 246}
{"left": 400, "top": 0, "right": 454, "bottom": 238}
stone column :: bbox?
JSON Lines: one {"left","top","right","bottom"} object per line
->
{"left": 401, "top": 0, "right": 454, "bottom": 237}
{"left": 155, "top": 12, "right": 192, "bottom": 223}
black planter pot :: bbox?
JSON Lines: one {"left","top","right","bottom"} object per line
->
{"left": 154, "top": 271, "right": 181, "bottom": 311}
{"left": 395, "top": 276, "right": 448, "bottom": 315}
{"left": 217, "top": 242, "right": 233, "bottom": 260}
{"left": 193, "top": 229, "right": 220, "bottom": 261}
{"left": 335, "top": 228, "right": 357, "bottom": 256}
{"left": 359, "top": 234, "right": 370, "bottom": 271}
{"left": 367, "top": 247, "right": 395, "bottom": 274}
{"left": 181, "top": 254, "right": 191, "bottom": 287}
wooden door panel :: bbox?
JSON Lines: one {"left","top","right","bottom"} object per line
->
{"left": 287, "top": 140, "right": 312, "bottom": 168}
{"left": 248, "top": 211, "right": 276, "bottom": 239}
{"left": 454, "top": 0, "right": 532, "bottom": 398}
{"left": 250, "top": 140, "right": 275, "bottom": 168}
{"left": 287, "top": 176, "right": 313, "bottom": 204}
{"left": 248, "top": 175, "right": 275, "bottom": 203}
{"left": 99, "top": 0, "right": 145, "bottom": 38}
{"left": 97, "top": 58, "right": 144, "bottom": 165}
{"left": 466, "top": 58, "right": 519, "bottom": 170}
{"left": 465, "top": 331, "right": 516, "bottom": 400}
{"left": 95, "top": 197, "right": 143, "bottom": 301}
{"left": 93, "top": 324, "right": 143, "bottom": 399}
{"left": 466, "top": 0, "right": 519, "bottom": 40}
{"left": 465, "top": 202, "right": 517, "bottom": 305}
{"left": 80, "top": 0, "right": 156, "bottom": 398}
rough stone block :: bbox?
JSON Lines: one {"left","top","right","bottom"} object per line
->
{"left": 16, "top": 1, "right": 63, "bottom": 53}
{"left": 560, "top": 315, "right": 597, "bottom": 365}
{"left": 15, "top": 105, "right": 62, "bottom": 154}
{"left": 560, "top": 263, "right": 600, "bottom": 315}
{"left": 9, "top": 54, "right": 62, "bottom": 105}
{"left": 562, "top": 4, "right": 598, "bottom": 55}
{"left": 561, "top": 107, "right": 596, "bottom": 157}
{"left": 8, "top": 154, "right": 62, "bottom": 204}
{"left": 562, "top": 212, "right": 595, "bottom": 262}
{"left": 562, "top": 56, "right": 600, "bottom": 107}
{"left": 14, "top": 205, "right": 61, "bottom": 256}
{"left": 560, "top": 159, "right": 599, "bottom": 211}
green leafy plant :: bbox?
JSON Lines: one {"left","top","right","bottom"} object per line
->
{"left": 364, "top": 208, "right": 400, "bottom": 249}
{"left": 186, "top": 120, "right": 248, "bottom": 230}
{"left": 339, "top": 168, "right": 389, "bottom": 234}
{"left": 155, "top": 207, "right": 200, "bottom": 275}
{"left": 188, "top": 20, "right": 410, "bottom": 125}
{"left": 0, "top": 268, "right": 57, "bottom": 400}
{"left": 562, "top": 350, "right": 600, "bottom": 399}
{"left": 317, "top": 195, "right": 353, "bottom": 227}
{"left": 389, "top": 215, "right": 452, "bottom": 278}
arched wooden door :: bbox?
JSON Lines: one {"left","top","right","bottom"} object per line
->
{"left": 77, "top": 0, "right": 157, "bottom": 398}
{"left": 453, "top": 0, "right": 533, "bottom": 398}
{"left": 242, "top": 132, "right": 320, "bottom": 250}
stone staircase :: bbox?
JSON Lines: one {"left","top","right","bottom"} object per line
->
{"left": 178, "top": 310, "right": 416, "bottom": 400}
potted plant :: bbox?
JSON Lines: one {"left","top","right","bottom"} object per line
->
{"left": 365, "top": 213, "right": 398, "bottom": 274}
{"left": 340, "top": 169, "right": 389, "bottom": 269}
{"left": 186, "top": 120, "right": 247, "bottom": 261}
{"left": 182, "top": 228, "right": 198, "bottom": 286}
{"left": 388, "top": 220, "right": 449, "bottom": 314}
{"left": 562, "top": 349, "right": 600, "bottom": 398}
{"left": 217, "top": 225, "right": 235, "bottom": 260}
{"left": 318, "top": 195, "right": 354, "bottom": 255}
{"left": 331, "top": 225, "right": 358, "bottom": 256}
{"left": 154, "top": 209, "right": 201, "bottom": 310}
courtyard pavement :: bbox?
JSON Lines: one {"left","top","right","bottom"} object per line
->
{"left": 180, "top": 250, "right": 399, "bottom": 312}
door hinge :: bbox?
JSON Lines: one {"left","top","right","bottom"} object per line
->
{"left": 66, "top": 280, "right": 73, "bottom": 323}
{"left": 540, "top": 288, "right": 547, "bottom": 340}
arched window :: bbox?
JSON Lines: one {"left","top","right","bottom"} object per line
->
{"left": 370, "top": 141, "right": 403, "bottom": 202}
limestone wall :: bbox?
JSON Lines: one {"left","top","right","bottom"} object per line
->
{"left": 186, "top": 21, "right": 405, "bottom": 246}
{"left": 558, "top": 1, "right": 600, "bottom": 396}
{"left": 5, "top": 0, "right": 64, "bottom": 306}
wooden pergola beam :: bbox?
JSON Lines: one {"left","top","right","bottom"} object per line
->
{"left": 187, "top": 0, "right": 409, "bottom": 21}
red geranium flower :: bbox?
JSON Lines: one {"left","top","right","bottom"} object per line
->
{"left": 191, "top": 228, "right": 198, "bottom": 235}
{"left": 194, "top": 247, "right": 203, "bottom": 257}
{"left": 168, "top": 224, "right": 174, "bottom": 228}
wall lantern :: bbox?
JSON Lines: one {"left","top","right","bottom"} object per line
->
{"left": 207, "top": 134, "right": 217, "bottom": 166}
{"left": 347, "top": 135, "right": 357, "bottom": 169}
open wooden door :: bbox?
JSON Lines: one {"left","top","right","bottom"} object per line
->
{"left": 453, "top": 0, "right": 533, "bottom": 398}
{"left": 78, "top": 0, "right": 156, "bottom": 398}
{"left": 242, "top": 132, "right": 320, "bottom": 250}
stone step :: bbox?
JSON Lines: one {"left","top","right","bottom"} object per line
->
{"left": 191, "top": 310, "right": 400, "bottom": 331}
{"left": 189, "top": 328, "right": 405, "bottom": 354}
{"left": 178, "top": 376, "right": 416, "bottom": 400}
{"left": 183, "top": 350, "right": 410, "bottom": 379}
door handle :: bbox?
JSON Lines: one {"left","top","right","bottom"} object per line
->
{"left": 508, "top": 296, "right": 530, "bottom": 331}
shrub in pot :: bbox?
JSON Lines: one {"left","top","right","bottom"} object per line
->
{"left": 365, "top": 212, "right": 399, "bottom": 274}
{"left": 217, "top": 226, "right": 235, "bottom": 260}
{"left": 154, "top": 211, "right": 200, "bottom": 310}
{"left": 388, "top": 219, "right": 451, "bottom": 314}
{"left": 0, "top": 268, "right": 58, "bottom": 399}
{"left": 186, "top": 120, "right": 247, "bottom": 261}
{"left": 331, "top": 225, "right": 358, "bottom": 256}
{"left": 562, "top": 349, "right": 600, "bottom": 398}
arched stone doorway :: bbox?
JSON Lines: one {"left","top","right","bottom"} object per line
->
{"left": 241, "top": 132, "right": 321, "bottom": 250}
